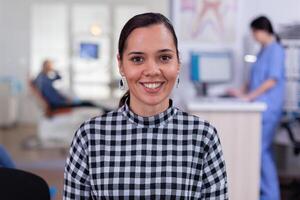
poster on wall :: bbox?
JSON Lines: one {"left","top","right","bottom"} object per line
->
{"left": 172, "top": 0, "right": 238, "bottom": 45}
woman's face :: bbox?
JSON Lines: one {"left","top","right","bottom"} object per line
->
{"left": 43, "top": 60, "right": 54, "bottom": 73}
{"left": 118, "top": 24, "right": 179, "bottom": 108}
{"left": 252, "top": 29, "right": 269, "bottom": 44}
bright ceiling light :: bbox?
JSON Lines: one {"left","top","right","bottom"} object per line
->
{"left": 90, "top": 24, "right": 102, "bottom": 36}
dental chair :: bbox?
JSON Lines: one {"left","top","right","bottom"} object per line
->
{"left": 28, "top": 80, "right": 101, "bottom": 148}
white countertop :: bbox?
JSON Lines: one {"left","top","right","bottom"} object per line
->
{"left": 186, "top": 97, "right": 267, "bottom": 112}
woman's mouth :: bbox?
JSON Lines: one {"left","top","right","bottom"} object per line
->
{"left": 140, "top": 82, "right": 164, "bottom": 93}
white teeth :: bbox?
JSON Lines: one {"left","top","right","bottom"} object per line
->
{"left": 143, "top": 83, "right": 162, "bottom": 89}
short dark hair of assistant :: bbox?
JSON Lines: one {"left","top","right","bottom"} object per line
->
{"left": 118, "top": 12, "right": 180, "bottom": 107}
{"left": 250, "top": 15, "right": 280, "bottom": 42}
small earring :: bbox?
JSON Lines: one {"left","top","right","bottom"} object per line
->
{"left": 119, "top": 79, "right": 124, "bottom": 90}
{"left": 176, "top": 75, "right": 180, "bottom": 88}
{"left": 119, "top": 76, "right": 128, "bottom": 90}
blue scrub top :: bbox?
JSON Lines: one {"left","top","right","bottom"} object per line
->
{"left": 34, "top": 72, "right": 68, "bottom": 107}
{"left": 249, "top": 41, "right": 285, "bottom": 115}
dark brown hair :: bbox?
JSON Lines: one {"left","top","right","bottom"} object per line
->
{"left": 118, "top": 12, "right": 180, "bottom": 107}
{"left": 250, "top": 16, "right": 280, "bottom": 42}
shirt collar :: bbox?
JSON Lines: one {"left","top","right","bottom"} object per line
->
{"left": 121, "top": 99, "right": 177, "bottom": 128}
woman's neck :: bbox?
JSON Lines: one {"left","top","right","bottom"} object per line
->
{"left": 262, "top": 35, "right": 275, "bottom": 46}
{"left": 129, "top": 97, "right": 170, "bottom": 117}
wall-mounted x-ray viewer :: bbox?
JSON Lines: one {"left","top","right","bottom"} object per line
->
{"left": 190, "top": 51, "right": 233, "bottom": 95}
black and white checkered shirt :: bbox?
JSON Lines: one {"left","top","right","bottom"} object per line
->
{"left": 64, "top": 100, "right": 228, "bottom": 199}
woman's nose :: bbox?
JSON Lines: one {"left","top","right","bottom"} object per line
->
{"left": 143, "top": 59, "right": 161, "bottom": 76}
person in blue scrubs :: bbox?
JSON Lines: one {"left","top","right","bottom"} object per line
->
{"left": 228, "top": 16, "right": 285, "bottom": 200}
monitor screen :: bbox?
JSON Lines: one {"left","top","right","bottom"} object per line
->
{"left": 80, "top": 42, "right": 99, "bottom": 59}
{"left": 190, "top": 52, "right": 232, "bottom": 83}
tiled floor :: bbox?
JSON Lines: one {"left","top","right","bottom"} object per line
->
{"left": 0, "top": 124, "right": 68, "bottom": 200}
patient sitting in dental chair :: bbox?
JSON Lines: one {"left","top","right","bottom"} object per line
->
{"left": 31, "top": 59, "right": 109, "bottom": 116}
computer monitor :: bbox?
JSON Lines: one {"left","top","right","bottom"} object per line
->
{"left": 190, "top": 51, "right": 232, "bottom": 83}
{"left": 79, "top": 42, "right": 99, "bottom": 59}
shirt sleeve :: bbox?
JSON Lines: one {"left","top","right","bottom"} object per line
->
{"left": 267, "top": 45, "right": 285, "bottom": 81}
{"left": 49, "top": 71, "right": 62, "bottom": 81}
{"left": 63, "top": 125, "right": 91, "bottom": 200}
{"left": 201, "top": 126, "right": 228, "bottom": 200}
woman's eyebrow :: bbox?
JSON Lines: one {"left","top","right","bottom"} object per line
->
{"left": 127, "top": 49, "right": 175, "bottom": 56}
{"left": 127, "top": 51, "right": 144, "bottom": 56}
{"left": 157, "top": 49, "right": 175, "bottom": 53}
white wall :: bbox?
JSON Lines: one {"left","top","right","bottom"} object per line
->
{"left": 172, "top": 0, "right": 300, "bottom": 108}
{"left": 1, "top": 0, "right": 30, "bottom": 78}
{"left": 0, "top": 0, "right": 3, "bottom": 67}
{"left": 0, "top": 0, "right": 32, "bottom": 123}
{"left": 230, "top": 0, "right": 300, "bottom": 86}
{"left": 242, "top": 0, "right": 300, "bottom": 31}
{"left": 233, "top": 0, "right": 300, "bottom": 82}
{"left": 0, "top": 0, "right": 170, "bottom": 124}
{"left": 1, "top": 0, "right": 300, "bottom": 124}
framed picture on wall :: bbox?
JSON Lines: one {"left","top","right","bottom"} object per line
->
{"left": 171, "top": 0, "right": 238, "bottom": 45}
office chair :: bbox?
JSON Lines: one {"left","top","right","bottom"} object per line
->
{"left": 278, "top": 113, "right": 300, "bottom": 199}
{"left": 280, "top": 114, "right": 300, "bottom": 155}
{"left": 0, "top": 167, "right": 50, "bottom": 200}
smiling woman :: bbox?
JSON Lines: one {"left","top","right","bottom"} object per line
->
{"left": 118, "top": 23, "right": 179, "bottom": 116}
{"left": 64, "top": 12, "right": 228, "bottom": 200}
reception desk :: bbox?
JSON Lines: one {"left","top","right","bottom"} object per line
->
{"left": 186, "top": 98, "right": 266, "bottom": 200}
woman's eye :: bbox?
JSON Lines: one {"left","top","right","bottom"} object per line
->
{"left": 130, "top": 56, "right": 144, "bottom": 64}
{"left": 160, "top": 55, "right": 172, "bottom": 62}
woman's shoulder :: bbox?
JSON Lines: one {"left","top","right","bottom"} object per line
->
{"left": 75, "top": 108, "right": 123, "bottom": 132}
{"left": 270, "top": 42, "right": 285, "bottom": 54}
{"left": 175, "top": 108, "right": 220, "bottom": 147}
{"left": 175, "top": 108, "right": 218, "bottom": 134}
{"left": 87, "top": 108, "right": 122, "bottom": 123}
{"left": 176, "top": 108, "right": 210, "bottom": 122}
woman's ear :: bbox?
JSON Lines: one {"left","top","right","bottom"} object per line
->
{"left": 117, "top": 54, "right": 124, "bottom": 76}
{"left": 177, "top": 63, "right": 181, "bottom": 74}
